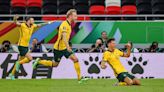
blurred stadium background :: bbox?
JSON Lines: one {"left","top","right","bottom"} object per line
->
{"left": 0, "top": 0, "right": 164, "bottom": 92}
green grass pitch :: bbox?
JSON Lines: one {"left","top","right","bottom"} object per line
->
{"left": 0, "top": 79, "right": 164, "bottom": 92}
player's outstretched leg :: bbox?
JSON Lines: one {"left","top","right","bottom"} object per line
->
{"left": 69, "top": 55, "right": 89, "bottom": 84}
{"left": 33, "top": 58, "right": 59, "bottom": 69}
{"left": 16, "top": 53, "right": 33, "bottom": 72}
{"left": 9, "top": 56, "right": 25, "bottom": 80}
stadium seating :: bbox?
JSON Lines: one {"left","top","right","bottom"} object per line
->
{"left": 75, "top": 5, "right": 89, "bottom": 14}
{"left": 152, "top": 0, "right": 164, "bottom": 14}
{"left": 136, "top": 0, "right": 152, "bottom": 14}
{"left": 74, "top": 0, "right": 88, "bottom": 6}
{"left": 27, "top": 7, "right": 41, "bottom": 20}
{"left": 89, "top": 5, "right": 105, "bottom": 20}
{"left": 58, "top": 0, "right": 73, "bottom": 6}
{"left": 0, "top": 5, "right": 10, "bottom": 14}
{"left": 90, "top": 0, "right": 105, "bottom": 6}
{"left": 11, "top": 0, "right": 26, "bottom": 7}
{"left": 122, "top": 5, "right": 137, "bottom": 14}
{"left": 43, "top": 0, "right": 57, "bottom": 6}
{"left": 58, "top": 4, "right": 73, "bottom": 14}
{"left": 105, "top": 0, "right": 121, "bottom": 14}
{"left": 27, "top": 0, "right": 42, "bottom": 7}
{"left": 11, "top": 7, "right": 26, "bottom": 14}
{"left": 1, "top": 0, "right": 164, "bottom": 21}
{"left": 0, "top": 5, "right": 10, "bottom": 20}
{"left": 27, "top": 7, "right": 42, "bottom": 14}
{"left": 0, "top": 0, "right": 10, "bottom": 6}
{"left": 152, "top": 0, "right": 164, "bottom": 19}
{"left": 121, "top": 0, "right": 136, "bottom": 6}
{"left": 90, "top": 5, "right": 105, "bottom": 15}
{"left": 42, "top": 5, "right": 57, "bottom": 14}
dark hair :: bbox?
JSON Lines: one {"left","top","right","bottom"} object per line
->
{"left": 25, "top": 17, "right": 33, "bottom": 21}
{"left": 33, "top": 38, "right": 38, "bottom": 41}
{"left": 69, "top": 42, "right": 72, "bottom": 47}
{"left": 101, "top": 31, "right": 107, "bottom": 35}
{"left": 2, "top": 40, "right": 11, "bottom": 45}
{"left": 107, "top": 38, "right": 115, "bottom": 44}
{"left": 152, "top": 41, "right": 158, "bottom": 46}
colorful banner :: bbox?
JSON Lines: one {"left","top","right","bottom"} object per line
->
{"left": 0, "top": 53, "right": 163, "bottom": 79}
{"left": 0, "top": 21, "right": 164, "bottom": 44}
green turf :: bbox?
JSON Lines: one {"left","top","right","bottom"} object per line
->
{"left": 0, "top": 79, "right": 164, "bottom": 92}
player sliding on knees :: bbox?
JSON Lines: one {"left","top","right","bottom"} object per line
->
{"left": 101, "top": 38, "right": 141, "bottom": 86}
{"left": 33, "top": 9, "right": 89, "bottom": 83}
{"left": 9, "top": 15, "right": 52, "bottom": 80}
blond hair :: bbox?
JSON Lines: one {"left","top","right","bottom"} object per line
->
{"left": 66, "top": 9, "right": 77, "bottom": 18}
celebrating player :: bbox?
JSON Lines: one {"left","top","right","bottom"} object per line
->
{"left": 33, "top": 9, "right": 88, "bottom": 83}
{"left": 101, "top": 38, "right": 141, "bottom": 86}
{"left": 9, "top": 15, "right": 50, "bottom": 80}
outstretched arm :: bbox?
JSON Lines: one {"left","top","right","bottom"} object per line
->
{"left": 13, "top": 15, "right": 21, "bottom": 26}
{"left": 62, "top": 32, "right": 72, "bottom": 52}
{"left": 36, "top": 21, "right": 53, "bottom": 27}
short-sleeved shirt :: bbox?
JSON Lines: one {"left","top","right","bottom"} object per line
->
{"left": 54, "top": 20, "right": 72, "bottom": 50}
{"left": 103, "top": 49, "right": 127, "bottom": 77}
{"left": 18, "top": 23, "right": 37, "bottom": 47}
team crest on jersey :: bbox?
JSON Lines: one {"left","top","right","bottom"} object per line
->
{"left": 63, "top": 26, "right": 66, "bottom": 30}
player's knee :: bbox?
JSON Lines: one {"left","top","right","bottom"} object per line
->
{"left": 28, "top": 57, "right": 33, "bottom": 61}
{"left": 52, "top": 62, "right": 59, "bottom": 67}
{"left": 72, "top": 58, "right": 78, "bottom": 63}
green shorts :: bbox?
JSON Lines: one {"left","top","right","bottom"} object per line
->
{"left": 18, "top": 46, "right": 29, "bottom": 56}
{"left": 53, "top": 49, "right": 74, "bottom": 62}
{"left": 117, "top": 72, "right": 135, "bottom": 82}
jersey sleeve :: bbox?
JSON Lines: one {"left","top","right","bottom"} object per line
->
{"left": 59, "top": 22, "right": 67, "bottom": 33}
{"left": 33, "top": 24, "right": 37, "bottom": 28}
{"left": 20, "top": 23, "right": 24, "bottom": 27}
{"left": 103, "top": 51, "right": 109, "bottom": 62}
{"left": 116, "top": 49, "right": 124, "bottom": 57}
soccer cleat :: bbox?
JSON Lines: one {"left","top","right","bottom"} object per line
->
{"left": 9, "top": 73, "right": 15, "bottom": 80}
{"left": 15, "top": 61, "right": 20, "bottom": 72}
{"left": 32, "top": 58, "right": 40, "bottom": 69}
{"left": 78, "top": 78, "right": 89, "bottom": 84}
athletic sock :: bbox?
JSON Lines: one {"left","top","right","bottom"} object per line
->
{"left": 19, "top": 57, "right": 30, "bottom": 64}
{"left": 74, "top": 61, "right": 81, "bottom": 80}
{"left": 39, "top": 60, "right": 53, "bottom": 67}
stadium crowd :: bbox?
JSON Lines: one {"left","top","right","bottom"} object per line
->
{"left": 0, "top": 31, "right": 162, "bottom": 53}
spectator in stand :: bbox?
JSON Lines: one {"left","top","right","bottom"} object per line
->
{"left": 88, "top": 39, "right": 104, "bottom": 52}
{"left": 98, "top": 31, "right": 108, "bottom": 49}
{"left": 89, "top": 31, "right": 108, "bottom": 52}
{"left": 0, "top": 40, "right": 15, "bottom": 53}
{"left": 30, "top": 38, "right": 48, "bottom": 53}
{"left": 149, "top": 41, "right": 159, "bottom": 52}
{"left": 122, "top": 41, "right": 139, "bottom": 53}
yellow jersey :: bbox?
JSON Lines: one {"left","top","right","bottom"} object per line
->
{"left": 54, "top": 20, "right": 72, "bottom": 50}
{"left": 18, "top": 23, "right": 37, "bottom": 47}
{"left": 103, "top": 49, "right": 127, "bottom": 77}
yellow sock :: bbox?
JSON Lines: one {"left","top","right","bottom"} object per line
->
{"left": 74, "top": 62, "right": 81, "bottom": 80}
{"left": 19, "top": 57, "right": 30, "bottom": 64}
{"left": 11, "top": 65, "right": 16, "bottom": 75}
{"left": 39, "top": 60, "right": 53, "bottom": 67}
{"left": 11, "top": 57, "right": 24, "bottom": 75}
